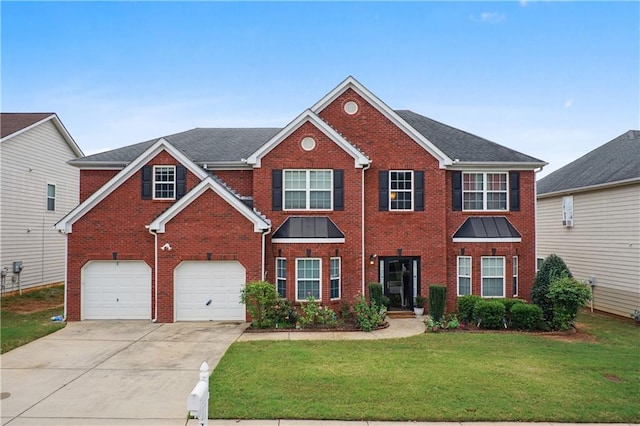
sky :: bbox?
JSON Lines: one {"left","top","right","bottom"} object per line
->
{"left": 2, "top": 1, "right": 639, "bottom": 178}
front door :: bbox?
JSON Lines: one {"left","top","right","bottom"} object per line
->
{"left": 380, "top": 257, "right": 420, "bottom": 309}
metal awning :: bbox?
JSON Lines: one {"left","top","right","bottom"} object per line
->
{"left": 272, "top": 216, "right": 345, "bottom": 243}
{"left": 452, "top": 217, "right": 521, "bottom": 242}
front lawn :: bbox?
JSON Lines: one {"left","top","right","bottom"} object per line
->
{"left": 1, "top": 285, "right": 66, "bottom": 353}
{"left": 209, "top": 312, "right": 640, "bottom": 422}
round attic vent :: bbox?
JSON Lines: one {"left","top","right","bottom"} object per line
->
{"left": 301, "top": 136, "right": 316, "bottom": 151}
{"left": 344, "top": 101, "right": 358, "bottom": 115}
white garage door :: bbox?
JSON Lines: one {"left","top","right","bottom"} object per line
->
{"left": 82, "top": 261, "right": 151, "bottom": 320}
{"left": 174, "top": 261, "right": 246, "bottom": 321}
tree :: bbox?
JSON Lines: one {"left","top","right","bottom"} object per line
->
{"left": 531, "top": 254, "right": 572, "bottom": 323}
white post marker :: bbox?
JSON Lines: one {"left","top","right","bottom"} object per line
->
{"left": 187, "top": 361, "right": 209, "bottom": 426}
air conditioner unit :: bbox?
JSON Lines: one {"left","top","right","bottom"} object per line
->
{"left": 562, "top": 219, "right": 573, "bottom": 227}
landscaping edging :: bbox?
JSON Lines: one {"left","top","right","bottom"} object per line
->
{"left": 244, "top": 321, "right": 390, "bottom": 333}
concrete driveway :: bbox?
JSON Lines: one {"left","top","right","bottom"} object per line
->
{"left": 0, "top": 320, "right": 246, "bottom": 425}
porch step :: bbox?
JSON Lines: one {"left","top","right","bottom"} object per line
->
{"left": 386, "top": 310, "right": 416, "bottom": 319}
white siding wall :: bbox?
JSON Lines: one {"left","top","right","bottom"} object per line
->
{"left": 537, "top": 184, "right": 640, "bottom": 318}
{"left": 0, "top": 120, "right": 79, "bottom": 291}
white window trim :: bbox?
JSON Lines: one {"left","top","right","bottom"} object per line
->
{"left": 457, "top": 256, "right": 472, "bottom": 296}
{"left": 284, "top": 169, "right": 333, "bottom": 211}
{"left": 46, "top": 183, "right": 56, "bottom": 212}
{"left": 481, "top": 256, "right": 505, "bottom": 298}
{"left": 462, "top": 172, "right": 508, "bottom": 212}
{"left": 153, "top": 165, "right": 176, "bottom": 200}
{"left": 389, "top": 170, "right": 414, "bottom": 211}
{"left": 276, "top": 257, "right": 286, "bottom": 298}
{"left": 562, "top": 195, "right": 574, "bottom": 226}
{"left": 330, "top": 257, "right": 341, "bottom": 300}
{"left": 295, "top": 258, "right": 322, "bottom": 301}
{"left": 512, "top": 256, "right": 518, "bottom": 297}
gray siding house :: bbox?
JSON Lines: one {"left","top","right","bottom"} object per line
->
{"left": 1, "top": 113, "right": 83, "bottom": 293}
{"left": 536, "top": 130, "right": 640, "bottom": 319}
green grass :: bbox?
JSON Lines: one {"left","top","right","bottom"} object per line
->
{"left": 1, "top": 285, "right": 66, "bottom": 354}
{"left": 209, "top": 312, "right": 640, "bottom": 422}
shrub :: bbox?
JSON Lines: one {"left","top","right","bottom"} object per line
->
{"left": 424, "top": 314, "right": 460, "bottom": 332}
{"left": 339, "top": 300, "right": 353, "bottom": 322}
{"left": 496, "top": 298, "right": 526, "bottom": 324}
{"left": 353, "top": 295, "right": 386, "bottom": 332}
{"left": 510, "top": 303, "right": 543, "bottom": 331}
{"left": 457, "top": 294, "right": 481, "bottom": 323}
{"left": 532, "top": 254, "right": 572, "bottom": 323}
{"left": 240, "top": 281, "right": 280, "bottom": 328}
{"left": 428, "top": 285, "right": 447, "bottom": 321}
{"left": 299, "top": 296, "right": 337, "bottom": 328}
{"left": 265, "top": 298, "right": 297, "bottom": 328}
{"left": 369, "top": 282, "right": 383, "bottom": 307}
{"left": 548, "top": 277, "right": 592, "bottom": 330}
{"left": 473, "top": 300, "right": 506, "bottom": 329}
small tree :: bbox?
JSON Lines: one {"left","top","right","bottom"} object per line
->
{"left": 240, "top": 281, "right": 280, "bottom": 328}
{"left": 548, "top": 276, "right": 591, "bottom": 330}
{"left": 531, "top": 254, "right": 572, "bottom": 323}
{"left": 428, "top": 285, "right": 447, "bottom": 321}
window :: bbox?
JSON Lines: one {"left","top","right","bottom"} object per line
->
{"left": 463, "top": 172, "right": 508, "bottom": 211}
{"left": 536, "top": 257, "right": 544, "bottom": 272}
{"left": 296, "top": 258, "right": 321, "bottom": 301}
{"left": 389, "top": 171, "right": 413, "bottom": 210}
{"left": 154, "top": 166, "right": 176, "bottom": 200}
{"left": 562, "top": 196, "right": 574, "bottom": 226}
{"left": 330, "top": 257, "right": 341, "bottom": 299}
{"left": 457, "top": 256, "right": 472, "bottom": 296}
{"left": 276, "top": 258, "right": 286, "bottom": 298}
{"left": 46, "top": 184, "right": 56, "bottom": 211}
{"left": 481, "top": 256, "right": 505, "bottom": 297}
{"left": 512, "top": 256, "right": 518, "bottom": 296}
{"left": 284, "top": 170, "right": 332, "bottom": 210}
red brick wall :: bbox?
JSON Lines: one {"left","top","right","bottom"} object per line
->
{"left": 213, "top": 169, "right": 253, "bottom": 197}
{"left": 80, "top": 170, "right": 119, "bottom": 202}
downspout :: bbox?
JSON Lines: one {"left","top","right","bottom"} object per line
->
{"left": 147, "top": 226, "right": 158, "bottom": 323}
{"left": 62, "top": 230, "right": 68, "bottom": 321}
{"left": 361, "top": 162, "right": 371, "bottom": 296}
{"left": 261, "top": 226, "right": 272, "bottom": 281}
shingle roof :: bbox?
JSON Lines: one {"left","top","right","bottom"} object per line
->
{"left": 71, "top": 110, "right": 545, "bottom": 166}
{"left": 395, "top": 110, "right": 544, "bottom": 164}
{"left": 537, "top": 130, "right": 640, "bottom": 195}
{"left": 1, "top": 113, "right": 54, "bottom": 138}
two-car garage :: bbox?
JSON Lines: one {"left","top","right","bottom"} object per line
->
{"left": 81, "top": 260, "right": 246, "bottom": 321}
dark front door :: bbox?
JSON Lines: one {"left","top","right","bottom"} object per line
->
{"left": 380, "top": 257, "right": 420, "bottom": 309}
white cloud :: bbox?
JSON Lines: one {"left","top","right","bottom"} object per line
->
{"left": 471, "top": 12, "right": 506, "bottom": 24}
{"left": 564, "top": 98, "right": 574, "bottom": 109}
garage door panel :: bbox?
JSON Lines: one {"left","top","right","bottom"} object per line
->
{"left": 82, "top": 261, "right": 151, "bottom": 320}
{"left": 175, "top": 261, "right": 246, "bottom": 321}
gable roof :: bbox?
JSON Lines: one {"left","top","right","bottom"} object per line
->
{"left": 56, "top": 138, "right": 209, "bottom": 233}
{"left": 149, "top": 176, "right": 270, "bottom": 233}
{"left": 245, "top": 109, "right": 370, "bottom": 168}
{"left": 0, "top": 113, "right": 84, "bottom": 157}
{"left": 537, "top": 130, "right": 640, "bottom": 197}
{"left": 396, "top": 110, "right": 545, "bottom": 167}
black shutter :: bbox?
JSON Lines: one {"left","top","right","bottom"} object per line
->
{"left": 414, "top": 171, "right": 424, "bottom": 211}
{"left": 176, "top": 165, "right": 187, "bottom": 199}
{"left": 141, "top": 165, "right": 152, "bottom": 199}
{"left": 509, "top": 171, "right": 520, "bottom": 211}
{"left": 333, "top": 169, "right": 344, "bottom": 211}
{"left": 452, "top": 171, "right": 462, "bottom": 211}
{"left": 272, "top": 169, "right": 283, "bottom": 211}
{"left": 378, "top": 170, "right": 389, "bottom": 211}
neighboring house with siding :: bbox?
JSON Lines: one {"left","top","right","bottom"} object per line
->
{"left": 0, "top": 113, "right": 83, "bottom": 293}
{"left": 56, "top": 76, "right": 545, "bottom": 322}
{"left": 537, "top": 130, "right": 640, "bottom": 319}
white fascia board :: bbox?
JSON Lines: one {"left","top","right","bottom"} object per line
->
{"left": 452, "top": 237, "right": 522, "bottom": 243}
{"left": 448, "top": 161, "right": 548, "bottom": 171}
{"left": 310, "top": 76, "right": 453, "bottom": 168}
{"left": 0, "top": 114, "right": 84, "bottom": 157}
{"left": 0, "top": 114, "right": 55, "bottom": 143}
{"left": 55, "top": 138, "right": 207, "bottom": 233}
{"left": 149, "top": 177, "right": 270, "bottom": 233}
{"left": 271, "top": 238, "right": 345, "bottom": 244}
{"left": 246, "top": 109, "right": 369, "bottom": 168}
{"left": 536, "top": 177, "right": 640, "bottom": 200}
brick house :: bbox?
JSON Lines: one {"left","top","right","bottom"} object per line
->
{"left": 56, "top": 77, "right": 546, "bottom": 322}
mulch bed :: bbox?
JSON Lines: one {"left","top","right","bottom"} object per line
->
{"left": 244, "top": 321, "right": 390, "bottom": 333}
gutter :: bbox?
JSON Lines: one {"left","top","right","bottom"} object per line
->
{"left": 147, "top": 226, "right": 158, "bottom": 323}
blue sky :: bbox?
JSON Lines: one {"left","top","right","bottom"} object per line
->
{"left": 2, "top": 1, "right": 638, "bottom": 177}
